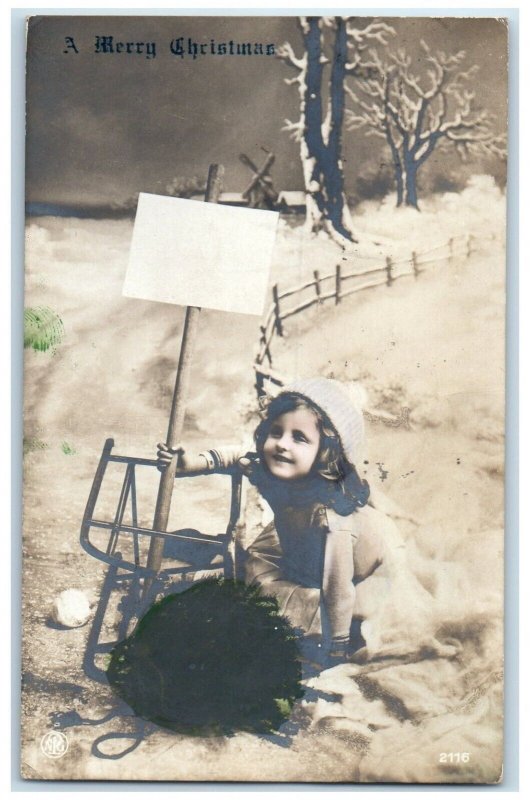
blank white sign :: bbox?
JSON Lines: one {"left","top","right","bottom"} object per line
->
{"left": 123, "top": 193, "right": 279, "bottom": 316}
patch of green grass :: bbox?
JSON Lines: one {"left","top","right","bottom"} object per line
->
{"left": 23, "top": 437, "right": 49, "bottom": 455}
{"left": 24, "top": 306, "right": 65, "bottom": 353}
{"left": 61, "top": 442, "right": 76, "bottom": 455}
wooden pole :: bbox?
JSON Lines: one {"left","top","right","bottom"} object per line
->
{"left": 272, "top": 284, "right": 283, "bottom": 337}
{"left": 335, "top": 263, "right": 341, "bottom": 304}
{"left": 142, "top": 163, "right": 224, "bottom": 598}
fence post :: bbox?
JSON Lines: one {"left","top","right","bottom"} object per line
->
{"left": 254, "top": 368, "right": 265, "bottom": 399}
{"left": 466, "top": 234, "right": 473, "bottom": 258}
{"left": 313, "top": 270, "right": 321, "bottom": 303}
{"left": 335, "top": 264, "right": 341, "bottom": 304}
{"left": 272, "top": 283, "right": 283, "bottom": 337}
{"left": 448, "top": 237, "right": 454, "bottom": 262}
{"left": 412, "top": 251, "right": 419, "bottom": 279}
{"left": 259, "top": 325, "right": 272, "bottom": 365}
{"left": 385, "top": 256, "right": 393, "bottom": 286}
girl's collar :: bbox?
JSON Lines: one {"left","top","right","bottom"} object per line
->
{"left": 243, "top": 455, "right": 369, "bottom": 516}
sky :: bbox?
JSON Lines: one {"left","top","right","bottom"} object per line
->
{"left": 25, "top": 15, "right": 508, "bottom": 208}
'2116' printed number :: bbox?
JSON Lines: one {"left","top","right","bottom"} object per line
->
{"left": 439, "top": 753, "right": 470, "bottom": 763}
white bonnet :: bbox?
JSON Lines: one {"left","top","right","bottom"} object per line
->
{"left": 280, "top": 377, "right": 367, "bottom": 466}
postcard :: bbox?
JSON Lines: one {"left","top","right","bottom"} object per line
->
{"left": 21, "top": 14, "right": 507, "bottom": 783}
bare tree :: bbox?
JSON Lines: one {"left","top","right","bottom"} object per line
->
{"left": 346, "top": 41, "right": 507, "bottom": 208}
{"left": 278, "top": 16, "right": 393, "bottom": 244}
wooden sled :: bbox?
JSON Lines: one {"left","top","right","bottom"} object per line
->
{"left": 80, "top": 437, "right": 243, "bottom": 682}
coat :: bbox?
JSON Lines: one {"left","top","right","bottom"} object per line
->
{"left": 245, "top": 501, "right": 389, "bottom": 640}
{"left": 205, "top": 444, "right": 389, "bottom": 641}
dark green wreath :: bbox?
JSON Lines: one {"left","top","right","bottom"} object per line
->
{"left": 107, "top": 578, "right": 304, "bottom": 736}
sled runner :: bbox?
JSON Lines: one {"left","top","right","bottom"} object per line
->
{"left": 80, "top": 437, "right": 243, "bottom": 681}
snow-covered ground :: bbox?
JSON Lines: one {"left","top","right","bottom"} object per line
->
{"left": 21, "top": 176, "right": 505, "bottom": 783}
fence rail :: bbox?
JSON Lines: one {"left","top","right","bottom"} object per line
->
{"left": 254, "top": 232, "right": 490, "bottom": 397}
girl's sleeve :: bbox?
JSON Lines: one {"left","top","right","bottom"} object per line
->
{"left": 321, "top": 510, "right": 359, "bottom": 642}
{"left": 198, "top": 444, "right": 254, "bottom": 470}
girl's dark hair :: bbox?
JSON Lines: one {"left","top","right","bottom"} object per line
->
{"left": 253, "top": 392, "right": 368, "bottom": 508}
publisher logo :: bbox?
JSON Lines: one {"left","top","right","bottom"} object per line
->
{"left": 40, "top": 731, "right": 69, "bottom": 759}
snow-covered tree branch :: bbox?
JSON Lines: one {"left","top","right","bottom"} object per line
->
{"left": 346, "top": 40, "right": 506, "bottom": 208}
{"left": 278, "top": 16, "right": 394, "bottom": 244}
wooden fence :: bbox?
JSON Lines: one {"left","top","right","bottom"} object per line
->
{"left": 254, "top": 232, "right": 485, "bottom": 396}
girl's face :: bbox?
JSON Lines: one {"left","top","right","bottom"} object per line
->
{"left": 262, "top": 407, "right": 320, "bottom": 481}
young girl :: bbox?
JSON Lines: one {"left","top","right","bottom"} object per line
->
{"left": 157, "top": 377, "right": 390, "bottom": 662}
